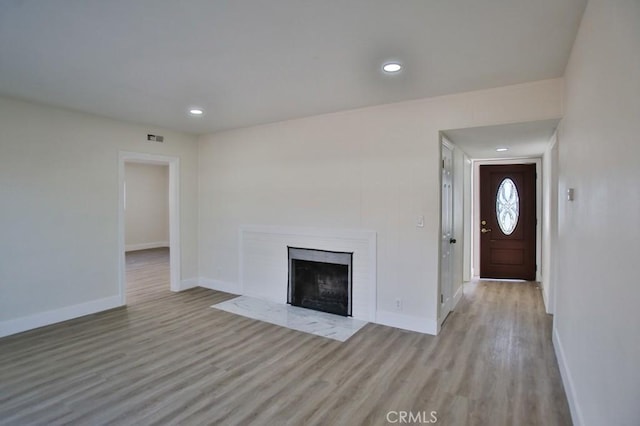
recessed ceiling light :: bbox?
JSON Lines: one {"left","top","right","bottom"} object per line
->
{"left": 189, "top": 108, "right": 204, "bottom": 116}
{"left": 496, "top": 147, "right": 508, "bottom": 152}
{"left": 382, "top": 62, "right": 402, "bottom": 73}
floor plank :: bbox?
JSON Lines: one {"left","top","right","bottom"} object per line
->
{"left": 0, "top": 248, "right": 572, "bottom": 425}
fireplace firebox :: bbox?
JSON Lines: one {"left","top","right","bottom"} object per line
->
{"left": 287, "top": 247, "right": 353, "bottom": 317}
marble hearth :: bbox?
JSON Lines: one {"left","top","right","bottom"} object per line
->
{"left": 212, "top": 295, "right": 367, "bottom": 342}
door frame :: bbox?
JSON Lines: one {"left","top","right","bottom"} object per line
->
{"left": 118, "top": 151, "right": 181, "bottom": 305}
{"left": 439, "top": 139, "right": 454, "bottom": 325}
{"left": 471, "top": 158, "right": 542, "bottom": 282}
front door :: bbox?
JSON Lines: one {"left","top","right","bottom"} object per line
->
{"left": 480, "top": 164, "right": 536, "bottom": 281}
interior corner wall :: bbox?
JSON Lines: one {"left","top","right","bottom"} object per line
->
{"left": 462, "top": 153, "right": 472, "bottom": 282}
{"left": 125, "top": 163, "right": 169, "bottom": 251}
{"left": 541, "top": 131, "right": 558, "bottom": 314}
{"left": 0, "top": 97, "right": 199, "bottom": 333}
{"left": 554, "top": 0, "right": 640, "bottom": 425}
{"left": 451, "top": 143, "right": 467, "bottom": 301}
{"left": 197, "top": 78, "right": 563, "bottom": 333}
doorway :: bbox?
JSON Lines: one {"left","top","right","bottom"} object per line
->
{"left": 118, "top": 152, "right": 180, "bottom": 305}
{"left": 479, "top": 164, "right": 536, "bottom": 280}
{"left": 124, "top": 162, "right": 170, "bottom": 302}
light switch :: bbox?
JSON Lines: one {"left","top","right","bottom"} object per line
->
{"left": 567, "top": 188, "right": 575, "bottom": 201}
{"left": 417, "top": 215, "right": 424, "bottom": 228}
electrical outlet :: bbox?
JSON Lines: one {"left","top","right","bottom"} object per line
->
{"left": 395, "top": 298, "right": 402, "bottom": 311}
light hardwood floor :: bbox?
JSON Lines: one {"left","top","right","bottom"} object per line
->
{"left": 0, "top": 248, "right": 571, "bottom": 425}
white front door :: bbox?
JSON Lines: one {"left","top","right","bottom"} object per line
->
{"left": 440, "top": 142, "right": 454, "bottom": 323}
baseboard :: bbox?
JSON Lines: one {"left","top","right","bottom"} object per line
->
{"left": 199, "top": 278, "right": 241, "bottom": 295}
{"left": 125, "top": 241, "right": 169, "bottom": 252}
{"left": 452, "top": 284, "right": 464, "bottom": 310}
{"left": 0, "top": 295, "right": 123, "bottom": 338}
{"left": 375, "top": 310, "right": 438, "bottom": 335}
{"left": 553, "top": 325, "right": 584, "bottom": 426}
{"left": 541, "top": 283, "right": 552, "bottom": 314}
{"left": 176, "top": 278, "right": 199, "bottom": 292}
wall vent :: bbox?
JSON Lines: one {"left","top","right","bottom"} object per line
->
{"left": 147, "top": 134, "right": 164, "bottom": 142}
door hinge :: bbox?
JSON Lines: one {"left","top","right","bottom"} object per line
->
{"left": 441, "top": 294, "right": 444, "bottom": 303}
{"left": 442, "top": 159, "right": 445, "bottom": 169}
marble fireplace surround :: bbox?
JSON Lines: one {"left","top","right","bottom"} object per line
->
{"left": 239, "top": 225, "right": 377, "bottom": 322}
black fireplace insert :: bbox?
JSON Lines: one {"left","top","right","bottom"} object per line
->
{"left": 287, "top": 247, "right": 353, "bottom": 316}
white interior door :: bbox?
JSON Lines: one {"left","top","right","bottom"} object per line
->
{"left": 440, "top": 142, "right": 454, "bottom": 322}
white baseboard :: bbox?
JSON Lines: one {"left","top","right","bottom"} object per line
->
{"left": 175, "top": 278, "right": 199, "bottom": 292}
{"left": 199, "top": 278, "right": 241, "bottom": 295}
{"left": 540, "top": 283, "right": 553, "bottom": 315}
{"left": 125, "top": 241, "right": 169, "bottom": 252}
{"left": 375, "top": 310, "right": 438, "bottom": 335}
{"left": 452, "top": 284, "right": 464, "bottom": 310}
{"left": 553, "top": 325, "right": 584, "bottom": 426}
{"left": 0, "top": 295, "right": 123, "bottom": 338}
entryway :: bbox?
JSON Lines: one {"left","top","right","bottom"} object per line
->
{"left": 439, "top": 119, "right": 560, "bottom": 323}
{"left": 118, "top": 152, "right": 181, "bottom": 305}
{"left": 123, "top": 161, "right": 170, "bottom": 302}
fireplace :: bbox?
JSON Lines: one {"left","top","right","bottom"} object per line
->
{"left": 287, "top": 247, "right": 353, "bottom": 317}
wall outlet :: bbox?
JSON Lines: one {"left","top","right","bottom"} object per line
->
{"left": 395, "top": 298, "right": 403, "bottom": 311}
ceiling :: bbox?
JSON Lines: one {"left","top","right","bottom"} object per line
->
{"left": 0, "top": 0, "right": 586, "bottom": 135}
{"left": 443, "top": 119, "right": 560, "bottom": 159}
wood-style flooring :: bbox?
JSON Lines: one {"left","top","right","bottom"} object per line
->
{"left": 0, "top": 248, "right": 572, "bottom": 425}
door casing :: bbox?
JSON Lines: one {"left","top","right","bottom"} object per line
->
{"left": 118, "top": 151, "right": 181, "bottom": 305}
{"left": 439, "top": 141, "right": 454, "bottom": 323}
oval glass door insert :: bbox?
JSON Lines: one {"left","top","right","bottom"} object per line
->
{"left": 496, "top": 178, "right": 519, "bottom": 235}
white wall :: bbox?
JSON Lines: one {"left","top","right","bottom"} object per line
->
{"left": 198, "top": 78, "right": 563, "bottom": 334}
{"left": 541, "top": 132, "right": 558, "bottom": 313}
{"left": 0, "top": 97, "right": 198, "bottom": 335}
{"left": 453, "top": 147, "right": 466, "bottom": 294}
{"left": 462, "top": 153, "right": 472, "bottom": 282}
{"left": 125, "top": 163, "right": 169, "bottom": 251}
{"left": 554, "top": 1, "right": 640, "bottom": 425}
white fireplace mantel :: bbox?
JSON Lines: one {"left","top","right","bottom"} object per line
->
{"left": 238, "top": 225, "right": 377, "bottom": 322}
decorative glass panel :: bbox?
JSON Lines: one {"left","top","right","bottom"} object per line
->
{"left": 496, "top": 178, "right": 519, "bottom": 235}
